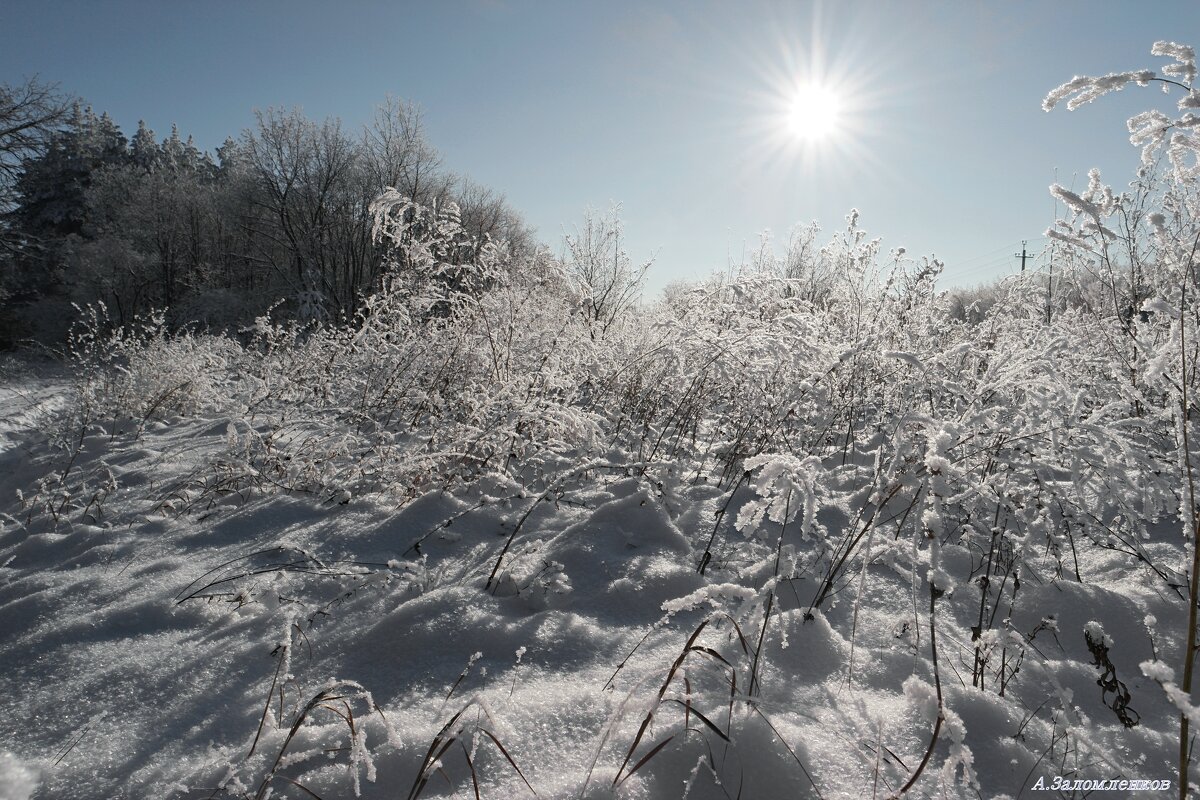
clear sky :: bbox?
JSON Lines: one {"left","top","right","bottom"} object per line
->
{"left": 2, "top": 1, "right": 1197, "bottom": 293}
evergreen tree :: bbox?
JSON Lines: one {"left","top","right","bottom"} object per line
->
{"left": 11, "top": 105, "right": 127, "bottom": 243}
{"left": 129, "top": 120, "right": 158, "bottom": 172}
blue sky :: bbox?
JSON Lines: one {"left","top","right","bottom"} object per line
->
{"left": 2, "top": 1, "right": 1197, "bottom": 293}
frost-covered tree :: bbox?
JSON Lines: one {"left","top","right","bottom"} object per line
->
{"left": 230, "top": 103, "right": 531, "bottom": 321}
{"left": 2, "top": 94, "right": 533, "bottom": 342}
{"left": 83, "top": 127, "right": 220, "bottom": 319}
{"left": 10, "top": 105, "right": 127, "bottom": 243}
{"left": 0, "top": 77, "right": 72, "bottom": 251}
{"left": 5, "top": 104, "right": 127, "bottom": 310}
{"left": 563, "top": 206, "right": 650, "bottom": 338}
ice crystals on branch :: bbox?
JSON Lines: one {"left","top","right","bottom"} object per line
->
{"left": 1141, "top": 660, "right": 1200, "bottom": 725}
{"left": 883, "top": 350, "right": 923, "bottom": 370}
{"left": 736, "top": 453, "right": 824, "bottom": 540}
{"left": 1046, "top": 169, "right": 1119, "bottom": 248}
{"left": 1153, "top": 40, "right": 1198, "bottom": 86}
{"left": 1042, "top": 70, "right": 1156, "bottom": 112}
{"left": 1044, "top": 41, "right": 1198, "bottom": 123}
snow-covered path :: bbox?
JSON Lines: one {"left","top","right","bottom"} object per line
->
{"left": 0, "top": 362, "right": 68, "bottom": 452}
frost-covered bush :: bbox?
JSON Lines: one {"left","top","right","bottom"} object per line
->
{"left": 1042, "top": 39, "right": 1200, "bottom": 794}
{"left": 55, "top": 194, "right": 612, "bottom": 507}
{"left": 66, "top": 303, "right": 243, "bottom": 423}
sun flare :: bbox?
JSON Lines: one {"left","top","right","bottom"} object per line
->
{"left": 786, "top": 83, "right": 841, "bottom": 141}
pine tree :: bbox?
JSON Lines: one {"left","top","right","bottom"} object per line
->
{"left": 130, "top": 120, "right": 159, "bottom": 172}
{"left": 12, "top": 105, "right": 127, "bottom": 242}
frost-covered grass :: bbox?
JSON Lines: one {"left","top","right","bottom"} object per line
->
{"left": 0, "top": 245, "right": 1193, "bottom": 799}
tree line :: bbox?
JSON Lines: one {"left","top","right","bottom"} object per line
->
{"left": 0, "top": 79, "right": 534, "bottom": 345}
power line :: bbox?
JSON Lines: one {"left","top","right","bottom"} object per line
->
{"left": 944, "top": 236, "right": 1049, "bottom": 274}
{"left": 1014, "top": 240, "right": 1038, "bottom": 272}
{"left": 951, "top": 239, "right": 1034, "bottom": 271}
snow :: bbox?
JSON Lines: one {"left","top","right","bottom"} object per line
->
{"left": 0, "top": 357, "right": 1182, "bottom": 800}
{"left": 0, "top": 227, "right": 1195, "bottom": 798}
{"left": 0, "top": 752, "right": 39, "bottom": 800}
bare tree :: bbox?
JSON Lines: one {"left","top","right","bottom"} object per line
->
{"left": 238, "top": 108, "right": 362, "bottom": 313}
{"left": 363, "top": 97, "right": 447, "bottom": 205}
{"left": 455, "top": 179, "right": 536, "bottom": 263}
{"left": 0, "top": 77, "right": 72, "bottom": 252}
{"left": 563, "top": 206, "right": 650, "bottom": 338}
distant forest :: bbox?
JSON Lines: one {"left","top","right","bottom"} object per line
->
{"left": 0, "top": 78, "right": 533, "bottom": 346}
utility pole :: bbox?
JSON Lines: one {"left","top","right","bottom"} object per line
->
{"left": 1015, "top": 241, "right": 1031, "bottom": 272}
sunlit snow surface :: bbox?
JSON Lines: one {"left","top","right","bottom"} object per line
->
{"left": 0, "top": 359, "right": 1179, "bottom": 799}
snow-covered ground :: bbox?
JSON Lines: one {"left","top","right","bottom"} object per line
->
{"left": 0, "top": 348, "right": 1182, "bottom": 800}
{"left": 0, "top": 359, "right": 69, "bottom": 452}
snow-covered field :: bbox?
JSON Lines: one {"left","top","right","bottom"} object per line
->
{"left": 11, "top": 54, "right": 1200, "bottom": 792}
{"left": 9, "top": 33, "right": 1200, "bottom": 800}
{"left": 0, "top": 269, "right": 1189, "bottom": 800}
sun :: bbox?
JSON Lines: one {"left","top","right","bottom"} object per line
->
{"left": 786, "top": 83, "right": 842, "bottom": 141}
{"left": 735, "top": 7, "right": 899, "bottom": 180}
